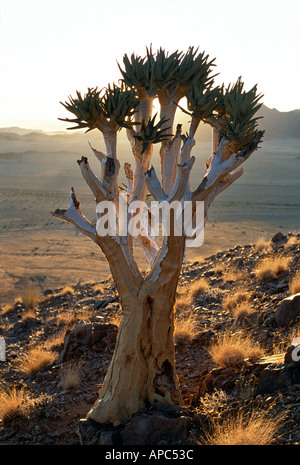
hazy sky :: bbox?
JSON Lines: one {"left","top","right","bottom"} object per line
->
{"left": 0, "top": 0, "right": 299, "bottom": 131}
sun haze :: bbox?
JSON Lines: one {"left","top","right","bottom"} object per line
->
{"left": 0, "top": 0, "right": 299, "bottom": 131}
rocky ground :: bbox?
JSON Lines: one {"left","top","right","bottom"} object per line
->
{"left": 0, "top": 230, "right": 300, "bottom": 445}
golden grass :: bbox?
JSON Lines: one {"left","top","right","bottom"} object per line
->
{"left": 174, "top": 312, "right": 198, "bottom": 345}
{"left": 0, "top": 387, "right": 29, "bottom": 422}
{"left": 255, "top": 237, "right": 271, "bottom": 252}
{"left": 209, "top": 333, "right": 264, "bottom": 368}
{"left": 19, "top": 346, "right": 57, "bottom": 377}
{"left": 21, "top": 309, "right": 36, "bottom": 321}
{"left": 254, "top": 255, "right": 291, "bottom": 281}
{"left": 223, "top": 267, "right": 247, "bottom": 283}
{"left": 59, "top": 285, "right": 74, "bottom": 296}
{"left": 94, "top": 283, "right": 105, "bottom": 294}
{"left": 60, "top": 363, "right": 82, "bottom": 389}
{"left": 214, "top": 263, "right": 227, "bottom": 274}
{"left": 189, "top": 277, "right": 209, "bottom": 299}
{"left": 21, "top": 287, "right": 40, "bottom": 310}
{"left": 231, "top": 301, "right": 254, "bottom": 319}
{"left": 285, "top": 235, "right": 299, "bottom": 247}
{"left": 207, "top": 408, "right": 282, "bottom": 445}
{"left": 290, "top": 270, "right": 300, "bottom": 295}
{"left": 223, "top": 290, "right": 250, "bottom": 312}
{"left": 0, "top": 303, "right": 14, "bottom": 315}
{"left": 175, "top": 296, "right": 191, "bottom": 312}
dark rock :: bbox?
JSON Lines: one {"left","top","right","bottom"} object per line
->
{"left": 255, "top": 359, "right": 300, "bottom": 395}
{"left": 79, "top": 402, "right": 194, "bottom": 445}
{"left": 58, "top": 322, "right": 118, "bottom": 362}
{"left": 271, "top": 232, "right": 286, "bottom": 243}
{"left": 236, "top": 311, "right": 262, "bottom": 328}
{"left": 194, "top": 330, "right": 217, "bottom": 347}
{"left": 121, "top": 413, "right": 190, "bottom": 445}
{"left": 275, "top": 293, "right": 300, "bottom": 327}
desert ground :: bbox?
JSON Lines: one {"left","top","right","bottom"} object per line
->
{"left": 0, "top": 133, "right": 299, "bottom": 306}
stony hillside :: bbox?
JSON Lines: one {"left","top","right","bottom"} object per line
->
{"left": 0, "top": 230, "right": 300, "bottom": 445}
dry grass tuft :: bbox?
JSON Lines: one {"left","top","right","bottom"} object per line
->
{"left": 94, "top": 283, "right": 105, "bottom": 294}
{"left": 19, "top": 346, "right": 56, "bottom": 377}
{"left": 209, "top": 333, "right": 264, "bottom": 368}
{"left": 214, "top": 263, "right": 227, "bottom": 275}
{"left": 255, "top": 238, "right": 271, "bottom": 252}
{"left": 231, "top": 301, "right": 254, "bottom": 319}
{"left": 285, "top": 235, "right": 299, "bottom": 247}
{"left": 21, "top": 287, "right": 40, "bottom": 310}
{"left": 207, "top": 408, "right": 282, "bottom": 445}
{"left": 254, "top": 255, "right": 291, "bottom": 281}
{"left": 60, "top": 363, "right": 82, "bottom": 389}
{"left": 21, "top": 309, "right": 36, "bottom": 321}
{"left": 59, "top": 285, "right": 74, "bottom": 296}
{"left": 0, "top": 387, "right": 30, "bottom": 423}
{"left": 189, "top": 278, "right": 209, "bottom": 299}
{"left": 174, "top": 312, "right": 198, "bottom": 345}
{"left": 290, "top": 270, "right": 300, "bottom": 295}
{"left": 223, "top": 290, "right": 250, "bottom": 312}
{"left": 223, "top": 267, "right": 247, "bottom": 283}
{"left": 1, "top": 303, "right": 14, "bottom": 315}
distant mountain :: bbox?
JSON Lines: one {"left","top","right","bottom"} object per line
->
{"left": 0, "top": 105, "right": 299, "bottom": 151}
{"left": 257, "top": 105, "right": 300, "bottom": 140}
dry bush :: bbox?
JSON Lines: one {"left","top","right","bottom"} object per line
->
{"left": 175, "top": 296, "right": 191, "bottom": 312}
{"left": 285, "top": 235, "right": 299, "bottom": 247}
{"left": 60, "top": 363, "right": 82, "bottom": 389}
{"left": 290, "top": 270, "right": 300, "bottom": 295}
{"left": 223, "top": 267, "right": 247, "bottom": 283}
{"left": 174, "top": 312, "right": 198, "bottom": 345}
{"left": 0, "top": 387, "right": 30, "bottom": 422}
{"left": 189, "top": 278, "right": 209, "bottom": 299}
{"left": 1, "top": 303, "right": 14, "bottom": 315}
{"left": 94, "top": 283, "right": 105, "bottom": 294}
{"left": 21, "top": 309, "right": 36, "bottom": 321}
{"left": 207, "top": 408, "right": 282, "bottom": 445}
{"left": 0, "top": 387, "right": 51, "bottom": 424}
{"left": 21, "top": 287, "right": 40, "bottom": 310}
{"left": 209, "top": 333, "right": 264, "bottom": 368}
{"left": 214, "top": 263, "right": 227, "bottom": 275}
{"left": 255, "top": 238, "right": 271, "bottom": 252}
{"left": 254, "top": 255, "right": 291, "bottom": 281}
{"left": 231, "top": 301, "right": 254, "bottom": 319}
{"left": 223, "top": 290, "right": 250, "bottom": 312}
{"left": 19, "top": 346, "right": 56, "bottom": 377}
{"left": 59, "top": 285, "right": 74, "bottom": 296}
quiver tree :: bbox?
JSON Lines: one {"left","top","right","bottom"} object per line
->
{"left": 52, "top": 46, "right": 264, "bottom": 426}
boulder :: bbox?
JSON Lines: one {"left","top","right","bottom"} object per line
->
{"left": 58, "top": 322, "right": 118, "bottom": 362}
{"left": 79, "top": 401, "right": 194, "bottom": 445}
{"left": 275, "top": 293, "right": 300, "bottom": 327}
{"left": 271, "top": 232, "right": 286, "bottom": 243}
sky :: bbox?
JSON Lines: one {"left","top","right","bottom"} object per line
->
{"left": 0, "top": 0, "right": 299, "bottom": 131}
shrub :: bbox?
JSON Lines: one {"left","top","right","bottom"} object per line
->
{"left": 223, "top": 290, "right": 250, "bottom": 312}
{"left": 60, "top": 363, "right": 82, "bottom": 389}
{"left": 209, "top": 333, "right": 264, "bottom": 368}
{"left": 19, "top": 347, "right": 56, "bottom": 377}
{"left": 207, "top": 408, "right": 282, "bottom": 445}
{"left": 21, "top": 287, "right": 40, "bottom": 310}
{"left": 254, "top": 255, "right": 291, "bottom": 281}
{"left": 255, "top": 238, "right": 271, "bottom": 252}
{"left": 174, "top": 312, "right": 198, "bottom": 345}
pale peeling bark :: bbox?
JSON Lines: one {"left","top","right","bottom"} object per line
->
{"left": 53, "top": 73, "right": 264, "bottom": 428}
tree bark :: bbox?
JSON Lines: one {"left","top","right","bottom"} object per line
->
{"left": 87, "top": 233, "right": 186, "bottom": 427}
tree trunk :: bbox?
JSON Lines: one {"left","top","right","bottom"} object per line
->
{"left": 87, "top": 235, "right": 185, "bottom": 427}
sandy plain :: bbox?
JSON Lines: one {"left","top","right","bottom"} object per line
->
{"left": 0, "top": 132, "right": 299, "bottom": 306}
